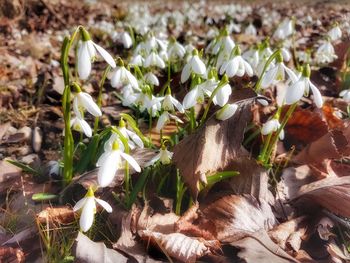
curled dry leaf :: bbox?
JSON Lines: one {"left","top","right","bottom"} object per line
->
{"left": 74, "top": 232, "right": 128, "bottom": 263}
{"left": 294, "top": 125, "right": 350, "bottom": 165}
{"left": 173, "top": 89, "right": 257, "bottom": 197}
{"left": 317, "top": 217, "right": 335, "bottom": 241}
{"left": 285, "top": 107, "right": 328, "bottom": 146}
{"left": 37, "top": 206, "right": 75, "bottom": 225}
{"left": 294, "top": 176, "right": 350, "bottom": 218}
{"left": 139, "top": 230, "right": 219, "bottom": 263}
{"left": 230, "top": 230, "right": 299, "bottom": 263}
{"left": 269, "top": 216, "right": 307, "bottom": 252}
{"left": 200, "top": 195, "right": 277, "bottom": 243}
{"left": 327, "top": 240, "right": 350, "bottom": 263}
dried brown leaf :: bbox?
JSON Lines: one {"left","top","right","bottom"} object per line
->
{"left": 294, "top": 176, "right": 350, "bottom": 218}
{"left": 173, "top": 89, "right": 257, "bottom": 197}
{"left": 74, "top": 232, "right": 128, "bottom": 263}
{"left": 201, "top": 195, "right": 277, "bottom": 243}
{"left": 139, "top": 230, "right": 219, "bottom": 263}
{"left": 37, "top": 206, "right": 75, "bottom": 225}
{"left": 0, "top": 246, "right": 25, "bottom": 263}
{"left": 230, "top": 230, "right": 299, "bottom": 263}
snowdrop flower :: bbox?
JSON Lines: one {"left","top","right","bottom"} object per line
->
{"left": 144, "top": 51, "right": 165, "bottom": 69}
{"left": 145, "top": 35, "right": 167, "bottom": 53}
{"left": 339, "top": 89, "right": 350, "bottom": 103}
{"left": 242, "top": 48, "right": 260, "bottom": 70}
{"left": 121, "top": 31, "right": 133, "bottom": 49}
{"left": 130, "top": 54, "right": 144, "bottom": 67}
{"left": 220, "top": 46, "right": 253, "bottom": 78}
{"left": 181, "top": 49, "right": 206, "bottom": 83}
{"left": 261, "top": 52, "right": 298, "bottom": 88}
{"left": 77, "top": 28, "right": 116, "bottom": 80}
{"left": 273, "top": 19, "right": 293, "bottom": 40}
{"left": 212, "top": 30, "right": 235, "bottom": 55}
{"left": 327, "top": 25, "right": 342, "bottom": 41}
{"left": 182, "top": 80, "right": 213, "bottom": 110}
{"left": 216, "top": 103, "right": 238, "bottom": 121}
{"left": 144, "top": 72, "right": 159, "bottom": 86}
{"left": 285, "top": 64, "right": 323, "bottom": 108}
{"left": 97, "top": 141, "right": 141, "bottom": 187}
{"left": 280, "top": 47, "right": 291, "bottom": 62}
{"left": 314, "top": 41, "right": 337, "bottom": 64}
{"left": 167, "top": 38, "right": 186, "bottom": 60}
{"left": 145, "top": 144, "right": 173, "bottom": 166}
{"left": 162, "top": 89, "right": 184, "bottom": 113}
{"left": 72, "top": 84, "right": 102, "bottom": 117}
{"left": 70, "top": 116, "right": 92, "bottom": 137}
{"left": 156, "top": 111, "right": 183, "bottom": 131}
{"left": 245, "top": 23, "right": 257, "bottom": 36}
{"left": 261, "top": 118, "right": 284, "bottom": 140}
{"left": 73, "top": 187, "right": 112, "bottom": 232}
{"left": 110, "top": 59, "right": 139, "bottom": 90}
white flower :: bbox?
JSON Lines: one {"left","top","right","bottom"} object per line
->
{"left": 144, "top": 72, "right": 159, "bottom": 86}
{"left": 110, "top": 64, "right": 139, "bottom": 90}
{"left": 73, "top": 91, "right": 102, "bottom": 117}
{"left": 144, "top": 52, "right": 165, "bottom": 69}
{"left": 328, "top": 26, "right": 342, "bottom": 41}
{"left": 70, "top": 116, "right": 92, "bottom": 137}
{"left": 242, "top": 48, "right": 260, "bottom": 70}
{"left": 130, "top": 54, "right": 144, "bottom": 67}
{"left": 212, "top": 35, "right": 235, "bottom": 55}
{"left": 145, "top": 145, "right": 173, "bottom": 166}
{"left": 245, "top": 23, "right": 257, "bottom": 36}
{"left": 104, "top": 123, "right": 143, "bottom": 151}
{"left": 273, "top": 19, "right": 293, "bottom": 40}
{"left": 220, "top": 53, "right": 253, "bottom": 78}
{"left": 77, "top": 31, "right": 116, "bottom": 80}
{"left": 136, "top": 93, "right": 163, "bottom": 117}
{"left": 167, "top": 40, "right": 186, "bottom": 60}
{"left": 121, "top": 32, "right": 133, "bottom": 49}
{"left": 314, "top": 41, "right": 337, "bottom": 64}
{"left": 181, "top": 51, "right": 206, "bottom": 83}
{"left": 261, "top": 119, "right": 284, "bottom": 140}
{"left": 216, "top": 103, "right": 238, "bottom": 120}
{"left": 182, "top": 81, "right": 212, "bottom": 109}
{"left": 261, "top": 61, "right": 298, "bottom": 88}
{"left": 73, "top": 187, "right": 112, "bottom": 232}
{"left": 96, "top": 141, "right": 141, "bottom": 187}
{"left": 285, "top": 66, "right": 323, "bottom": 108}
{"left": 280, "top": 47, "right": 291, "bottom": 62}
{"left": 211, "top": 83, "right": 232, "bottom": 107}
{"left": 156, "top": 111, "right": 183, "bottom": 131}
{"left": 340, "top": 89, "right": 350, "bottom": 103}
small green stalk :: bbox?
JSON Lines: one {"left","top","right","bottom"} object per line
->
{"left": 175, "top": 169, "right": 186, "bottom": 215}
{"left": 94, "top": 65, "right": 111, "bottom": 134}
{"left": 255, "top": 49, "right": 281, "bottom": 93}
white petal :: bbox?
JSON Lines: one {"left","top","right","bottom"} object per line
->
{"left": 80, "top": 197, "right": 95, "bottom": 232}
{"left": 79, "top": 118, "right": 92, "bottom": 137}
{"left": 285, "top": 80, "right": 305, "bottom": 105}
{"left": 111, "top": 68, "right": 122, "bottom": 88}
{"left": 191, "top": 56, "right": 206, "bottom": 75}
{"left": 243, "top": 60, "right": 253, "bottom": 76}
{"left": 279, "top": 129, "right": 285, "bottom": 140}
{"left": 73, "top": 197, "right": 87, "bottom": 212}
{"left": 155, "top": 55, "right": 165, "bottom": 68}
{"left": 216, "top": 103, "right": 238, "bottom": 120}
{"left": 169, "top": 113, "right": 183, "bottom": 123}
{"left": 214, "top": 84, "right": 231, "bottom": 107}
{"left": 126, "top": 130, "right": 144, "bottom": 148}
{"left": 120, "top": 152, "right": 141, "bottom": 172}
{"left": 78, "top": 92, "right": 102, "bottom": 117}
{"left": 181, "top": 63, "right": 191, "bottom": 83}
{"left": 73, "top": 97, "right": 82, "bottom": 118}
{"left": 170, "top": 96, "right": 184, "bottom": 113}
{"left": 261, "top": 65, "right": 278, "bottom": 88}
{"left": 309, "top": 82, "right": 323, "bottom": 108}
{"left": 93, "top": 42, "right": 116, "bottom": 68}
{"left": 145, "top": 153, "right": 161, "bottom": 167}
{"left": 78, "top": 42, "right": 92, "bottom": 80}
{"left": 97, "top": 151, "right": 120, "bottom": 187}
{"left": 95, "top": 198, "right": 113, "bottom": 213}
{"left": 226, "top": 58, "right": 239, "bottom": 77}
{"left": 126, "top": 70, "right": 139, "bottom": 89}
{"left": 183, "top": 87, "right": 199, "bottom": 109}
{"left": 156, "top": 112, "right": 169, "bottom": 131}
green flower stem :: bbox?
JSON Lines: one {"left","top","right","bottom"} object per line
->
{"left": 255, "top": 49, "right": 280, "bottom": 93}
{"left": 199, "top": 77, "right": 229, "bottom": 126}
{"left": 175, "top": 169, "right": 186, "bottom": 215}
{"left": 61, "top": 26, "right": 86, "bottom": 186}
{"left": 93, "top": 65, "right": 111, "bottom": 135}
{"left": 112, "top": 127, "right": 131, "bottom": 204}
{"left": 258, "top": 132, "right": 273, "bottom": 164}
{"left": 264, "top": 103, "right": 297, "bottom": 165}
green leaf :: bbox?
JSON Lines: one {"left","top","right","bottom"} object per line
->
{"left": 75, "top": 134, "right": 100, "bottom": 174}
{"left": 6, "top": 159, "right": 40, "bottom": 176}
{"left": 32, "top": 193, "right": 58, "bottom": 201}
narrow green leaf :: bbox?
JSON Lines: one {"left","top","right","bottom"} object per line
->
{"left": 32, "top": 193, "right": 58, "bottom": 201}
{"left": 6, "top": 159, "right": 40, "bottom": 176}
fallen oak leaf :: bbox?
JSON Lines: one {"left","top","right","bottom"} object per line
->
{"left": 74, "top": 232, "right": 128, "bottom": 263}
{"left": 293, "top": 176, "right": 350, "bottom": 218}
{"left": 173, "top": 88, "right": 257, "bottom": 198}
{"left": 139, "top": 230, "right": 220, "bottom": 263}
{"left": 200, "top": 195, "right": 277, "bottom": 243}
